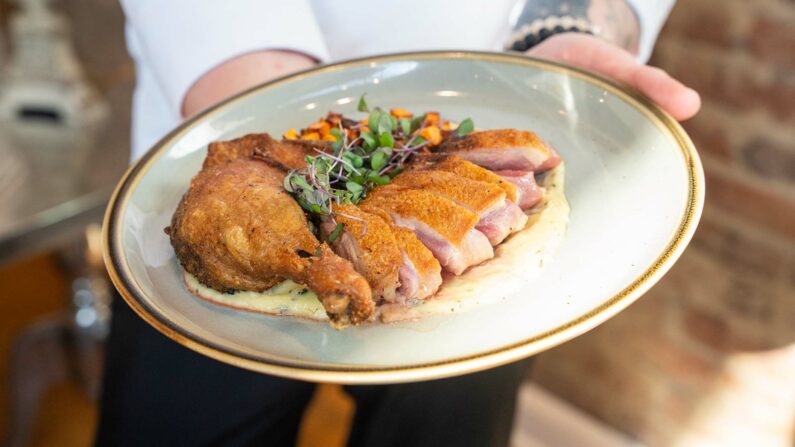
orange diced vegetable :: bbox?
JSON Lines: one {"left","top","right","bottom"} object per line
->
{"left": 322, "top": 134, "right": 336, "bottom": 142}
{"left": 301, "top": 132, "right": 320, "bottom": 140}
{"left": 419, "top": 126, "right": 442, "bottom": 145}
{"left": 390, "top": 108, "right": 413, "bottom": 119}
{"left": 308, "top": 120, "right": 330, "bottom": 134}
{"left": 283, "top": 128, "right": 298, "bottom": 140}
{"left": 425, "top": 112, "right": 440, "bottom": 126}
{"left": 442, "top": 121, "right": 452, "bottom": 130}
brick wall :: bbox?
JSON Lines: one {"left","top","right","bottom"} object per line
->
{"left": 532, "top": 0, "right": 795, "bottom": 445}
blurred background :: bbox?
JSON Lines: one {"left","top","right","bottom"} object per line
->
{"left": 0, "top": 0, "right": 792, "bottom": 446}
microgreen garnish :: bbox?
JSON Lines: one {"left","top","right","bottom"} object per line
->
{"left": 327, "top": 222, "right": 346, "bottom": 242}
{"left": 283, "top": 95, "right": 474, "bottom": 238}
{"left": 357, "top": 94, "right": 369, "bottom": 113}
{"left": 455, "top": 118, "right": 474, "bottom": 136}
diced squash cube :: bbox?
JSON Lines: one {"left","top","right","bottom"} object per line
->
{"left": 390, "top": 108, "right": 413, "bottom": 119}
{"left": 283, "top": 128, "right": 298, "bottom": 140}
{"left": 419, "top": 126, "right": 442, "bottom": 145}
{"left": 308, "top": 120, "right": 330, "bottom": 134}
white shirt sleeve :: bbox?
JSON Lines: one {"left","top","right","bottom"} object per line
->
{"left": 625, "top": 0, "right": 676, "bottom": 62}
{"left": 120, "top": 0, "right": 330, "bottom": 116}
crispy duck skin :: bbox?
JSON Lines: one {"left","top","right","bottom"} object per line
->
{"left": 168, "top": 157, "right": 373, "bottom": 326}
{"left": 431, "top": 156, "right": 542, "bottom": 211}
{"left": 321, "top": 204, "right": 402, "bottom": 303}
{"left": 363, "top": 207, "right": 443, "bottom": 301}
{"left": 205, "top": 132, "right": 330, "bottom": 172}
{"left": 432, "top": 156, "right": 519, "bottom": 203}
{"left": 389, "top": 170, "right": 527, "bottom": 245}
{"left": 203, "top": 134, "right": 262, "bottom": 169}
{"left": 304, "top": 245, "right": 374, "bottom": 326}
{"left": 390, "top": 170, "right": 506, "bottom": 215}
{"left": 252, "top": 135, "right": 332, "bottom": 171}
{"left": 360, "top": 188, "right": 493, "bottom": 275}
{"left": 436, "top": 129, "right": 561, "bottom": 172}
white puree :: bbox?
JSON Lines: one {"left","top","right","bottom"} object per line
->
{"left": 185, "top": 164, "right": 569, "bottom": 324}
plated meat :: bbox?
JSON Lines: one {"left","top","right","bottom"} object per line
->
{"left": 322, "top": 204, "right": 402, "bottom": 303}
{"left": 357, "top": 206, "right": 443, "bottom": 302}
{"left": 323, "top": 204, "right": 444, "bottom": 304}
{"left": 495, "top": 170, "right": 544, "bottom": 210}
{"left": 252, "top": 135, "right": 331, "bottom": 171}
{"left": 206, "top": 132, "right": 329, "bottom": 171}
{"left": 171, "top": 123, "right": 562, "bottom": 326}
{"left": 389, "top": 224, "right": 443, "bottom": 301}
{"left": 437, "top": 129, "right": 561, "bottom": 172}
{"left": 390, "top": 170, "right": 506, "bottom": 216}
{"left": 390, "top": 170, "right": 527, "bottom": 245}
{"left": 432, "top": 156, "right": 519, "bottom": 203}
{"left": 168, "top": 153, "right": 373, "bottom": 326}
{"left": 361, "top": 188, "right": 493, "bottom": 275}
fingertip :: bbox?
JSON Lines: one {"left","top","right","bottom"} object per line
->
{"left": 671, "top": 87, "right": 702, "bottom": 121}
{"left": 633, "top": 66, "right": 702, "bottom": 121}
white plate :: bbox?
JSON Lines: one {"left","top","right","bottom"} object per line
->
{"left": 103, "top": 51, "right": 704, "bottom": 383}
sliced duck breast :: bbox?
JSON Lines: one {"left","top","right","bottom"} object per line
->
{"left": 365, "top": 206, "right": 444, "bottom": 302}
{"left": 322, "top": 204, "right": 402, "bottom": 302}
{"left": 495, "top": 170, "right": 544, "bottom": 210}
{"left": 437, "top": 129, "right": 560, "bottom": 172}
{"left": 390, "top": 170, "right": 527, "bottom": 245}
{"left": 361, "top": 188, "right": 493, "bottom": 275}
{"left": 432, "top": 156, "right": 519, "bottom": 203}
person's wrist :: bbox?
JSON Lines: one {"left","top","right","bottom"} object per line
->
{"left": 506, "top": 15, "right": 597, "bottom": 53}
{"left": 506, "top": 0, "right": 640, "bottom": 55}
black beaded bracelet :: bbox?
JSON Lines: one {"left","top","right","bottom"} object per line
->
{"left": 505, "top": 16, "right": 597, "bottom": 52}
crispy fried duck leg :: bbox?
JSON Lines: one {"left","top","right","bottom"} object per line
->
{"left": 168, "top": 158, "right": 373, "bottom": 325}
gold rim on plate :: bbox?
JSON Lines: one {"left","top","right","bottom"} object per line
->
{"left": 102, "top": 51, "right": 704, "bottom": 384}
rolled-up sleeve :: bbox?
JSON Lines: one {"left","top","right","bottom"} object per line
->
{"left": 121, "top": 0, "right": 330, "bottom": 115}
{"left": 625, "top": 0, "right": 676, "bottom": 62}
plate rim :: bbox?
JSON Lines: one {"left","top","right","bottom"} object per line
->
{"left": 103, "top": 50, "right": 705, "bottom": 384}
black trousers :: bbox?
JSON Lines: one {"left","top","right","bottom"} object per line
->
{"left": 95, "top": 295, "right": 530, "bottom": 447}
